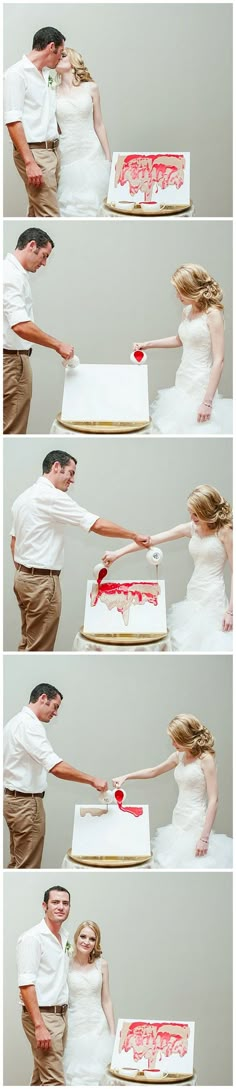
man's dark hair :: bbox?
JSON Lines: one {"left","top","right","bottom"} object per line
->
{"left": 42, "top": 450, "right": 77, "bottom": 474}
{"left": 16, "top": 228, "right": 54, "bottom": 252}
{"left": 44, "top": 885, "right": 70, "bottom": 904}
{"left": 30, "top": 683, "right": 63, "bottom": 703}
{"left": 32, "top": 27, "right": 65, "bottom": 51}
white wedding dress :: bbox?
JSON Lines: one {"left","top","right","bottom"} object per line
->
{"left": 152, "top": 754, "right": 233, "bottom": 869}
{"left": 151, "top": 306, "right": 232, "bottom": 434}
{"left": 56, "top": 86, "right": 111, "bottom": 216}
{"left": 168, "top": 525, "right": 232, "bottom": 652}
{"left": 64, "top": 960, "right": 113, "bottom": 1085}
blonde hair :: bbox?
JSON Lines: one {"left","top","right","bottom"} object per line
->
{"left": 65, "top": 47, "right": 93, "bottom": 85}
{"left": 187, "top": 485, "right": 232, "bottom": 531}
{"left": 168, "top": 714, "right": 215, "bottom": 757}
{"left": 171, "top": 264, "right": 224, "bottom": 312}
{"left": 73, "top": 920, "right": 102, "bottom": 961}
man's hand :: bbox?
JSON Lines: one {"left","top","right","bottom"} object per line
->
{"left": 93, "top": 778, "right": 109, "bottom": 792}
{"left": 56, "top": 343, "right": 75, "bottom": 362}
{"left": 35, "top": 1022, "right": 52, "bottom": 1050}
{"left": 25, "top": 161, "right": 43, "bottom": 188}
{"left": 133, "top": 534, "right": 151, "bottom": 548}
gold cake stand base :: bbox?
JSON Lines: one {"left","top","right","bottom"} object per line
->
{"left": 80, "top": 627, "right": 168, "bottom": 647}
{"left": 108, "top": 1068, "right": 194, "bottom": 1084}
{"left": 104, "top": 200, "right": 192, "bottom": 217}
{"left": 68, "top": 850, "right": 151, "bottom": 868}
{"left": 56, "top": 414, "right": 150, "bottom": 434}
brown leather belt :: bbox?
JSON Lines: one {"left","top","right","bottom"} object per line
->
{"left": 4, "top": 789, "right": 45, "bottom": 798}
{"left": 15, "top": 565, "right": 61, "bottom": 576}
{"left": 28, "top": 140, "right": 59, "bottom": 149}
{"left": 4, "top": 348, "right": 32, "bottom": 356}
{"left": 23, "top": 1004, "right": 68, "bottom": 1015}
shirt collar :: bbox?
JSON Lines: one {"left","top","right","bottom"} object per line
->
{"left": 23, "top": 705, "right": 41, "bottom": 722}
{"left": 6, "top": 253, "right": 28, "bottom": 278}
{"left": 39, "top": 918, "right": 69, "bottom": 946}
{"left": 22, "top": 54, "right": 46, "bottom": 78}
{"left": 37, "top": 476, "right": 56, "bottom": 490}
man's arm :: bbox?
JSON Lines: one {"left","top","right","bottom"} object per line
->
{"left": 90, "top": 518, "right": 150, "bottom": 547}
{"left": 20, "top": 986, "right": 52, "bottom": 1050}
{"left": 7, "top": 121, "right": 43, "bottom": 187}
{"left": 50, "top": 761, "right": 108, "bottom": 792}
{"left": 10, "top": 535, "right": 16, "bottom": 564}
{"left": 12, "top": 320, "right": 74, "bottom": 362}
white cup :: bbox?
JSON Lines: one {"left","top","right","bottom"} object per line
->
{"left": 66, "top": 353, "right": 80, "bottom": 369}
{"left": 130, "top": 350, "right": 147, "bottom": 364}
{"left": 146, "top": 547, "right": 163, "bottom": 567}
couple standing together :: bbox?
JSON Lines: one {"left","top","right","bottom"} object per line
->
{"left": 4, "top": 25, "right": 111, "bottom": 217}
{"left": 17, "top": 886, "right": 114, "bottom": 1086}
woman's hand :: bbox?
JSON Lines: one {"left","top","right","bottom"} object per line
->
{"left": 112, "top": 776, "right": 126, "bottom": 788}
{"left": 195, "top": 836, "right": 209, "bottom": 856}
{"left": 222, "top": 608, "right": 233, "bottom": 631}
{"left": 102, "top": 550, "right": 118, "bottom": 567}
{"left": 133, "top": 341, "right": 147, "bottom": 351}
{"left": 197, "top": 401, "right": 212, "bottom": 423}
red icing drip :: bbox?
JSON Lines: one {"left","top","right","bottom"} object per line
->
{"left": 134, "top": 350, "right": 144, "bottom": 362}
{"left": 92, "top": 581, "right": 159, "bottom": 611}
{"left": 114, "top": 788, "right": 143, "bottom": 818}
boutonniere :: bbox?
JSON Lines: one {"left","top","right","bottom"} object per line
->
{"left": 65, "top": 940, "right": 73, "bottom": 957}
{"left": 48, "top": 73, "right": 58, "bottom": 89}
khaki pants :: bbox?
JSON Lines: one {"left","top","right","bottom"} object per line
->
{"left": 4, "top": 794, "right": 45, "bottom": 868}
{"left": 13, "top": 146, "right": 61, "bottom": 217}
{"left": 3, "top": 350, "right": 32, "bottom": 433}
{"left": 22, "top": 1009, "right": 67, "bottom": 1085}
{"left": 14, "top": 570, "right": 61, "bottom": 652}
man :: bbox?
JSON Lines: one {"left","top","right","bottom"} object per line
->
{"left": 17, "top": 885, "right": 71, "bottom": 1085}
{"left": 4, "top": 682, "right": 108, "bottom": 868}
{"left": 4, "top": 26, "right": 65, "bottom": 217}
{"left": 10, "top": 449, "right": 149, "bottom": 652}
{"left": 3, "top": 227, "right": 74, "bottom": 434}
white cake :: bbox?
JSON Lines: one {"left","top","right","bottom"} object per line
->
{"left": 61, "top": 363, "right": 149, "bottom": 425}
{"left": 83, "top": 579, "right": 167, "bottom": 639}
{"left": 106, "top": 152, "right": 191, "bottom": 216}
{"left": 71, "top": 803, "right": 151, "bottom": 860}
{"left": 111, "top": 1019, "right": 195, "bottom": 1080}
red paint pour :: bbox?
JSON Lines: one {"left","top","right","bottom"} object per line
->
{"left": 92, "top": 581, "right": 159, "bottom": 613}
{"left": 97, "top": 567, "right": 108, "bottom": 585}
{"left": 114, "top": 788, "right": 143, "bottom": 818}
{"left": 133, "top": 350, "right": 144, "bottom": 363}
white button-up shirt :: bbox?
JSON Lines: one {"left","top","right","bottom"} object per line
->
{"left": 3, "top": 253, "right": 34, "bottom": 350}
{"left": 3, "top": 705, "right": 62, "bottom": 793}
{"left": 11, "top": 475, "right": 99, "bottom": 570}
{"left": 4, "top": 55, "right": 58, "bottom": 142}
{"left": 17, "top": 918, "right": 69, "bottom": 1005}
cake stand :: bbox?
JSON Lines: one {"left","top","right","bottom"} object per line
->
{"left": 104, "top": 1069, "right": 197, "bottom": 1085}
{"left": 62, "top": 851, "right": 154, "bottom": 870}
{"left": 103, "top": 201, "right": 195, "bottom": 219}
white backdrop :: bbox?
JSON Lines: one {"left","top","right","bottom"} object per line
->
{"left": 3, "top": 4, "right": 232, "bottom": 216}
{"left": 3, "top": 218, "right": 233, "bottom": 434}
{"left": 4, "top": 436, "right": 232, "bottom": 650}
{"left": 3, "top": 871, "right": 232, "bottom": 1086}
{"left": 3, "top": 654, "right": 232, "bottom": 867}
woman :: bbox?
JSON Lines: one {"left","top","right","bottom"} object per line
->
{"left": 133, "top": 264, "right": 232, "bottom": 434}
{"left": 56, "top": 48, "right": 111, "bottom": 216}
{"left": 102, "top": 485, "right": 233, "bottom": 651}
{"left": 64, "top": 920, "right": 115, "bottom": 1085}
{"left": 112, "top": 714, "right": 233, "bottom": 869}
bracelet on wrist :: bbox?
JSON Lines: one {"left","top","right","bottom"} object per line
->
{"left": 203, "top": 401, "right": 212, "bottom": 408}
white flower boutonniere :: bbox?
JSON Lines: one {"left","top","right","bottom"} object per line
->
{"left": 65, "top": 940, "right": 73, "bottom": 957}
{"left": 48, "top": 73, "right": 58, "bottom": 89}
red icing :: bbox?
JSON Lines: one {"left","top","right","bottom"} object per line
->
{"left": 92, "top": 581, "right": 159, "bottom": 613}
{"left": 115, "top": 153, "right": 185, "bottom": 203}
{"left": 134, "top": 350, "right": 144, "bottom": 362}
{"left": 114, "top": 788, "right": 143, "bottom": 818}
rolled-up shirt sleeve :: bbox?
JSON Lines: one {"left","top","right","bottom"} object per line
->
{"left": 18, "top": 722, "right": 62, "bottom": 771}
{"left": 4, "top": 68, "right": 25, "bottom": 124}
{"left": 17, "top": 932, "right": 41, "bottom": 987}
{"left": 4, "top": 280, "right": 30, "bottom": 328}
{"left": 49, "top": 492, "right": 99, "bottom": 530}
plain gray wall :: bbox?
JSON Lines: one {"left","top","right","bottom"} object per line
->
{"left": 3, "top": 436, "right": 232, "bottom": 650}
{"left": 3, "top": 654, "right": 232, "bottom": 868}
{"left": 3, "top": 871, "right": 232, "bottom": 1086}
{"left": 3, "top": 218, "right": 233, "bottom": 434}
{"left": 3, "top": 4, "right": 232, "bottom": 216}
